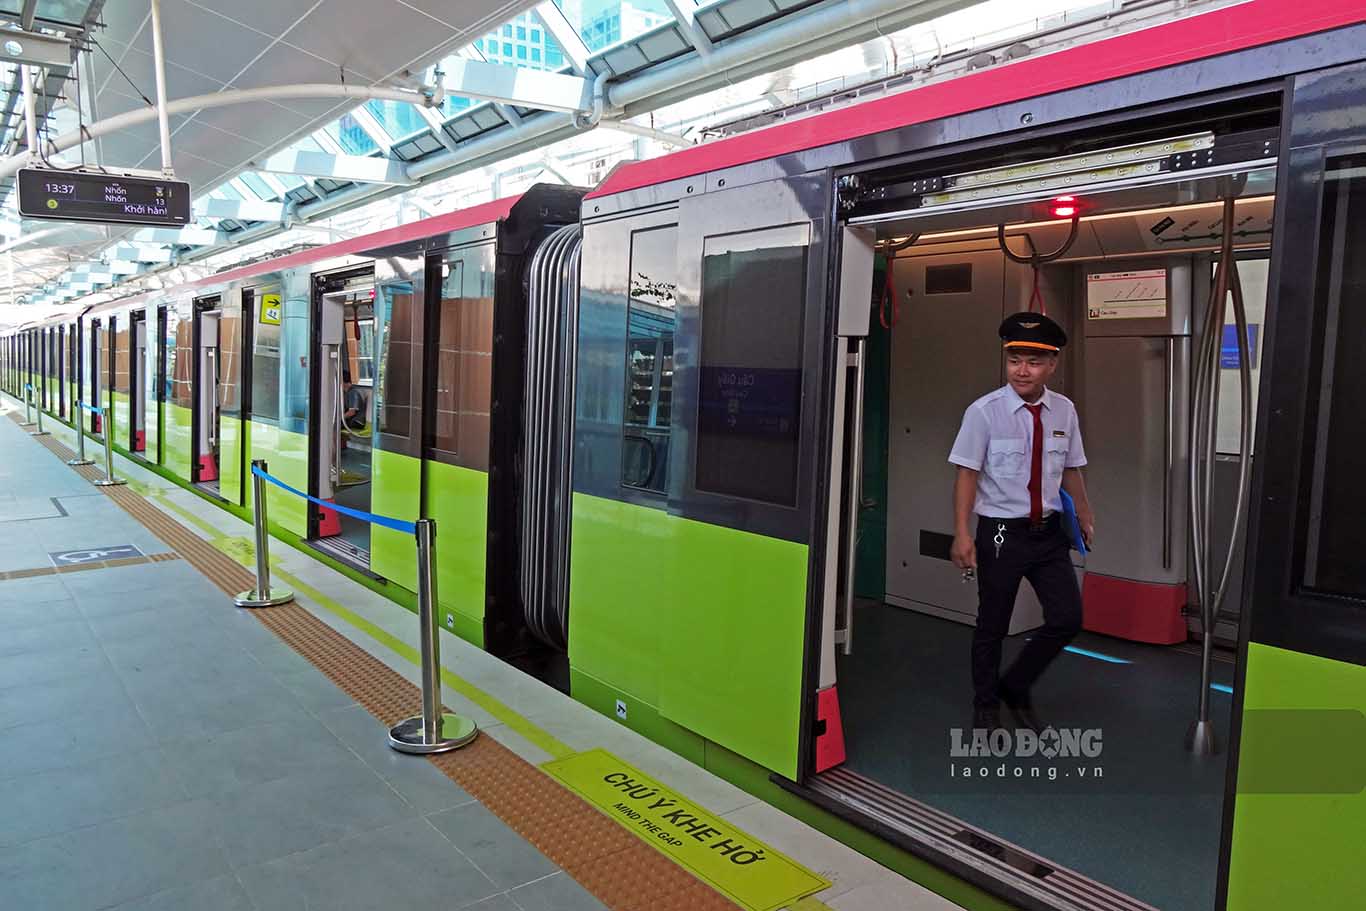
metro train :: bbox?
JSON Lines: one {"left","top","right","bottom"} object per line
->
{"left": 4, "top": 2, "right": 1363, "bottom": 910}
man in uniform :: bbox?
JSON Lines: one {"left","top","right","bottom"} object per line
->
{"left": 949, "top": 312, "right": 1095, "bottom": 732}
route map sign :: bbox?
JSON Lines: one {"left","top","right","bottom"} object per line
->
{"left": 17, "top": 167, "right": 191, "bottom": 227}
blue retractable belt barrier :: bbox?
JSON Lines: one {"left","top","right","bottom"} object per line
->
{"left": 79, "top": 401, "right": 103, "bottom": 413}
{"left": 250, "top": 464, "right": 416, "bottom": 535}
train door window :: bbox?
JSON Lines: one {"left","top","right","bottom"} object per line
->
{"left": 1301, "top": 154, "right": 1366, "bottom": 598}
{"left": 621, "top": 225, "right": 677, "bottom": 493}
{"left": 115, "top": 317, "right": 132, "bottom": 440}
{"left": 220, "top": 306, "right": 243, "bottom": 416}
{"left": 376, "top": 281, "right": 416, "bottom": 439}
{"left": 168, "top": 308, "right": 193, "bottom": 410}
{"left": 250, "top": 285, "right": 282, "bottom": 423}
{"left": 430, "top": 244, "right": 495, "bottom": 468}
{"left": 694, "top": 223, "right": 810, "bottom": 506}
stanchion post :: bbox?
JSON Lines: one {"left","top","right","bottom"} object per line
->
{"left": 29, "top": 395, "right": 49, "bottom": 436}
{"left": 234, "top": 459, "right": 294, "bottom": 608}
{"left": 20, "top": 384, "right": 35, "bottom": 426}
{"left": 93, "top": 407, "right": 127, "bottom": 487}
{"left": 67, "top": 402, "right": 94, "bottom": 466}
{"left": 388, "top": 518, "right": 478, "bottom": 754}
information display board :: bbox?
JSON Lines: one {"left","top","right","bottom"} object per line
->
{"left": 1086, "top": 268, "right": 1169, "bottom": 320}
{"left": 17, "top": 167, "right": 191, "bottom": 227}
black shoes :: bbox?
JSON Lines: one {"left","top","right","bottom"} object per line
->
{"left": 999, "top": 685, "right": 1044, "bottom": 734}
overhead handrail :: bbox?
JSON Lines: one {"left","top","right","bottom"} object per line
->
{"left": 997, "top": 216, "right": 1081, "bottom": 315}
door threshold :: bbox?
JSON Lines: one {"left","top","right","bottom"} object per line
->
{"left": 775, "top": 767, "right": 1157, "bottom": 911}
{"left": 306, "top": 536, "right": 382, "bottom": 581}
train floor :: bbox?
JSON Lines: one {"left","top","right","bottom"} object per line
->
{"left": 0, "top": 394, "right": 959, "bottom": 911}
{"left": 836, "top": 600, "right": 1236, "bottom": 911}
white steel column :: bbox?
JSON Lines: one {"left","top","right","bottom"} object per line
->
{"left": 149, "top": 0, "right": 175, "bottom": 175}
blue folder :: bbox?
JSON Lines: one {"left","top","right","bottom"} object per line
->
{"left": 1060, "top": 488, "right": 1087, "bottom": 555}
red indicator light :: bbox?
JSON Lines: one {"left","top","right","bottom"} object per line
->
{"left": 1050, "top": 195, "right": 1078, "bottom": 218}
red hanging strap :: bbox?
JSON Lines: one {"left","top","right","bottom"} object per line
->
{"left": 1029, "top": 265, "right": 1047, "bottom": 316}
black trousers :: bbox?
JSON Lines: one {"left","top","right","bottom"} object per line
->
{"left": 972, "top": 514, "right": 1083, "bottom": 709}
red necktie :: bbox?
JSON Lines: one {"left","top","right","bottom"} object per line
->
{"left": 1026, "top": 403, "right": 1044, "bottom": 525}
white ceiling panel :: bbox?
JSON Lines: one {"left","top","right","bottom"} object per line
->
{"left": 181, "top": 0, "right": 323, "bottom": 40}
{"left": 281, "top": 1, "right": 462, "bottom": 82}
{"left": 400, "top": 0, "right": 539, "bottom": 35}
{"left": 94, "top": 41, "right": 228, "bottom": 103}
{"left": 224, "top": 45, "right": 354, "bottom": 117}
{"left": 124, "top": 1, "right": 277, "bottom": 85}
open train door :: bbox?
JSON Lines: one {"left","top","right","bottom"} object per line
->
{"left": 192, "top": 296, "right": 223, "bottom": 489}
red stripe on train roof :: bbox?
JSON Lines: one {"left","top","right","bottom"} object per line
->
{"left": 78, "top": 194, "right": 524, "bottom": 316}
{"left": 194, "top": 194, "right": 521, "bottom": 289}
{"left": 587, "top": 0, "right": 1366, "bottom": 200}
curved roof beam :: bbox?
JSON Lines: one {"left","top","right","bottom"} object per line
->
{"left": 0, "top": 67, "right": 595, "bottom": 180}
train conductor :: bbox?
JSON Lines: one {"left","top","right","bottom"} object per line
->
{"left": 948, "top": 312, "right": 1095, "bottom": 732}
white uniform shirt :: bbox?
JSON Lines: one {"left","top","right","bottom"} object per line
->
{"left": 948, "top": 385, "right": 1087, "bottom": 519}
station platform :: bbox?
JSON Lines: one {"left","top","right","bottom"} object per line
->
{"left": 0, "top": 396, "right": 964, "bottom": 911}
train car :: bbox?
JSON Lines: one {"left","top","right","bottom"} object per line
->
{"left": 10, "top": 185, "right": 584, "bottom": 671}
{"left": 5, "top": 2, "right": 1364, "bottom": 909}
{"left": 570, "top": 2, "right": 1365, "bottom": 911}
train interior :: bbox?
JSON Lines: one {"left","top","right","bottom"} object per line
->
{"left": 193, "top": 297, "right": 224, "bottom": 493}
{"left": 311, "top": 279, "right": 377, "bottom": 566}
{"left": 826, "top": 134, "right": 1275, "bottom": 911}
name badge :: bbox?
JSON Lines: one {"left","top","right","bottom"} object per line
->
{"left": 1052, "top": 429, "right": 1067, "bottom": 438}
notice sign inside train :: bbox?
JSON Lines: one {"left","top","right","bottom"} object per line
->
{"left": 543, "top": 749, "right": 829, "bottom": 910}
{"left": 1086, "top": 268, "right": 1168, "bottom": 320}
{"left": 16, "top": 167, "right": 191, "bottom": 227}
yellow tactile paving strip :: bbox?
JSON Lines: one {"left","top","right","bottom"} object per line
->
{"left": 13, "top": 414, "right": 744, "bottom": 911}
{"left": 0, "top": 551, "right": 179, "bottom": 580}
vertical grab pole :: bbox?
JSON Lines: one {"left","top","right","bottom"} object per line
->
{"left": 67, "top": 402, "right": 94, "bottom": 465}
{"left": 234, "top": 460, "right": 294, "bottom": 608}
{"left": 21, "top": 383, "right": 34, "bottom": 426}
{"left": 388, "top": 519, "right": 478, "bottom": 754}
{"left": 93, "top": 407, "right": 126, "bottom": 487}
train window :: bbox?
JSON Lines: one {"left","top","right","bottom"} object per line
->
{"left": 250, "top": 287, "right": 282, "bottom": 422}
{"left": 220, "top": 310, "right": 243, "bottom": 416}
{"left": 376, "top": 280, "right": 417, "bottom": 439}
{"left": 695, "top": 223, "right": 810, "bottom": 507}
{"left": 114, "top": 318, "right": 131, "bottom": 406}
{"left": 168, "top": 309, "right": 194, "bottom": 410}
{"left": 621, "top": 225, "right": 678, "bottom": 493}
{"left": 1301, "top": 154, "right": 1366, "bottom": 599}
{"left": 431, "top": 245, "right": 494, "bottom": 469}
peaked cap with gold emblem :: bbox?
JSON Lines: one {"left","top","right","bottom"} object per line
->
{"left": 999, "top": 311, "right": 1067, "bottom": 353}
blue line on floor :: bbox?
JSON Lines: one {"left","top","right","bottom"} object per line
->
{"left": 1210, "top": 683, "right": 1234, "bottom": 695}
{"left": 1062, "top": 645, "right": 1132, "bottom": 664}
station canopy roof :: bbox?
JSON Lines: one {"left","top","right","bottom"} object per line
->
{"left": 0, "top": 0, "right": 1217, "bottom": 323}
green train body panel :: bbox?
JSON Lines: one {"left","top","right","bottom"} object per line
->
{"left": 421, "top": 460, "right": 490, "bottom": 639}
{"left": 163, "top": 402, "right": 194, "bottom": 482}
{"left": 1226, "top": 643, "right": 1365, "bottom": 909}
{"left": 371, "top": 448, "right": 420, "bottom": 591}
{"left": 220, "top": 417, "right": 247, "bottom": 506}
{"left": 247, "top": 419, "right": 309, "bottom": 537}
{"left": 569, "top": 492, "right": 809, "bottom": 779}
{"left": 145, "top": 397, "right": 161, "bottom": 465}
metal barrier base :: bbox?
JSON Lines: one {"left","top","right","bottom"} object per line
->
{"left": 18, "top": 421, "right": 35, "bottom": 427}
{"left": 93, "top": 477, "right": 128, "bottom": 487}
{"left": 29, "top": 429, "right": 50, "bottom": 436}
{"left": 234, "top": 587, "right": 295, "bottom": 608}
{"left": 66, "top": 458, "right": 95, "bottom": 466}
{"left": 388, "top": 713, "right": 478, "bottom": 755}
